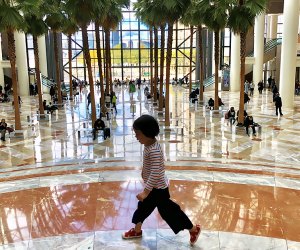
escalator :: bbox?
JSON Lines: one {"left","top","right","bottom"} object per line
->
{"left": 195, "top": 38, "right": 283, "bottom": 89}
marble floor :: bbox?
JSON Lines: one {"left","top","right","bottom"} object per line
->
{"left": 0, "top": 84, "right": 300, "bottom": 250}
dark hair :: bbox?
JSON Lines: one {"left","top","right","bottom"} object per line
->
{"left": 133, "top": 115, "right": 160, "bottom": 138}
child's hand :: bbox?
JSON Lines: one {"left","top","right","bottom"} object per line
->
{"left": 136, "top": 191, "right": 149, "bottom": 201}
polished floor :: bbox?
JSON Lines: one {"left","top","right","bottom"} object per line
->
{"left": 0, "top": 83, "right": 300, "bottom": 250}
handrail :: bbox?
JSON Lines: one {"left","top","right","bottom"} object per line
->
{"left": 29, "top": 68, "right": 70, "bottom": 91}
{"left": 191, "top": 74, "right": 215, "bottom": 89}
{"left": 248, "top": 38, "right": 282, "bottom": 57}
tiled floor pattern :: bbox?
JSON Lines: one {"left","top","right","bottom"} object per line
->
{"left": 0, "top": 85, "right": 300, "bottom": 249}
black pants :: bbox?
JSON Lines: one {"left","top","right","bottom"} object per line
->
{"left": 276, "top": 106, "right": 283, "bottom": 115}
{"left": 132, "top": 188, "right": 193, "bottom": 234}
{"left": 245, "top": 125, "right": 256, "bottom": 135}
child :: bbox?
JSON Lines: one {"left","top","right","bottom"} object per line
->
{"left": 122, "top": 115, "right": 201, "bottom": 246}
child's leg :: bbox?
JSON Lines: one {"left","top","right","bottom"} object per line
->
{"left": 131, "top": 191, "right": 157, "bottom": 229}
{"left": 123, "top": 190, "right": 157, "bottom": 239}
{"left": 156, "top": 188, "right": 193, "bottom": 234}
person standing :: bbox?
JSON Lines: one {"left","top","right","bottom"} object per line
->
{"left": 111, "top": 93, "right": 117, "bottom": 113}
{"left": 122, "top": 115, "right": 201, "bottom": 246}
{"left": 0, "top": 119, "right": 7, "bottom": 141}
{"left": 249, "top": 81, "right": 254, "bottom": 96}
{"left": 87, "top": 92, "right": 91, "bottom": 108}
{"left": 274, "top": 93, "right": 283, "bottom": 116}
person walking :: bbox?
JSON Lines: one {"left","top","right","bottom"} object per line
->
{"left": 274, "top": 93, "right": 283, "bottom": 116}
{"left": 122, "top": 115, "right": 201, "bottom": 246}
{"left": 111, "top": 93, "right": 117, "bottom": 113}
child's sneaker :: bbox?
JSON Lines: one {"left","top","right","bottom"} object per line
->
{"left": 122, "top": 228, "right": 143, "bottom": 239}
{"left": 189, "top": 224, "right": 201, "bottom": 246}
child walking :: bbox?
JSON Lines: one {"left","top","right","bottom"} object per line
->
{"left": 122, "top": 115, "right": 201, "bottom": 246}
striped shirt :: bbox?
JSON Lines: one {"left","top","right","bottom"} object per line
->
{"left": 142, "top": 141, "right": 168, "bottom": 190}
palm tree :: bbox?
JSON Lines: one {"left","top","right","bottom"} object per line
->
{"left": 45, "top": 2, "right": 65, "bottom": 105}
{"left": 197, "top": 0, "right": 228, "bottom": 111}
{"left": 0, "top": 0, "right": 28, "bottom": 130}
{"left": 94, "top": 20, "right": 105, "bottom": 111}
{"left": 227, "top": 0, "right": 267, "bottom": 125}
{"left": 24, "top": 13, "right": 49, "bottom": 116}
{"left": 61, "top": 14, "right": 79, "bottom": 101}
{"left": 134, "top": 0, "right": 158, "bottom": 100}
{"left": 65, "top": 0, "right": 107, "bottom": 125}
{"left": 158, "top": 24, "right": 166, "bottom": 111}
{"left": 160, "top": 0, "right": 191, "bottom": 126}
{"left": 99, "top": 0, "right": 129, "bottom": 97}
{"left": 101, "top": 5, "right": 122, "bottom": 94}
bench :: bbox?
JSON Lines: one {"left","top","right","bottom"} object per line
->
{"left": 6, "top": 130, "right": 28, "bottom": 139}
{"left": 162, "top": 126, "right": 184, "bottom": 135}
{"left": 77, "top": 128, "right": 106, "bottom": 139}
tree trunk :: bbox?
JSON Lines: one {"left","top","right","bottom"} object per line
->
{"left": 53, "top": 31, "right": 62, "bottom": 104}
{"left": 214, "top": 31, "right": 220, "bottom": 110}
{"left": 81, "top": 25, "right": 96, "bottom": 125}
{"left": 198, "top": 25, "right": 204, "bottom": 101}
{"left": 189, "top": 25, "right": 194, "bottom": 94}
{"left": 149, "top": 26, "right": 154, "bottom": 95}
{"left": 159, "top": 25, "right": 165, "bottom": 111}
{"left": 7, "top": 30, "right": 21, "bottom": 130}
{"left": 165, "top": 23, "right": 174, "bottom": 127}
{"left": 238, "top": 31, "right": 246, "bottom": 125}
{"left": 108, "top": 36, "right": 112, "bottom": 92}
{"left": 33, "top": 35, "right": 45, "bottom": 115}
{"left": 68, "top": 34, "right": 73, "bottom": 100}
{"left": 154, "top": 27, "right": 159, "bottom": 103}
{"left": 105, "top": 28, "right": 110, "bottom": 94}
{"left": 95, "top": 21, "right": 105, "bottom": 112}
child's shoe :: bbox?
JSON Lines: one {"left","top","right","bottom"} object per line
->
{"left": 190, "top": 224, "right": 201, "bottom": 246}
{"left": 122, "top": 228, "right": 142, "bottom": 239}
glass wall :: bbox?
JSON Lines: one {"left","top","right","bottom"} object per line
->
{"left": 27, "top": 3, "right": 197, "bottom": 84}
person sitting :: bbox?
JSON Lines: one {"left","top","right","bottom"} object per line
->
{"left": 189, "top": 90, "right": 198, "bottom": 103}
{"left": 227, "top": 107, "right": 236, "bottom": 125}
{"left": 93, "top": 117, "right": 106, "bottom": 140}
{"left": 244, "top": 92, "right": 250, "bottom": 104}
{"left": 43, "top": 100, "right": 58, "bottom": 114}
{"left": 218, "top": 97, "right": 224, "bottom": 106}
{"left": 208, "top": 98, "right": 214, "bottom": 110}
{"left": 244, "top": 115, "right": 256, "bottom": 136}
{"left": 0, "top": 119, "right": 7, "bottom": 141}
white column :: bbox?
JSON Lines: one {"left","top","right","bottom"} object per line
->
{"left": 15, "top": 31, "right": 29, "bottom": 96}
{"left": 38, "top": 35, "right": 49, "bottom": 93}
{"left": 279, "top": 0, "right": 299, "bottom": 108}
{"left": 0, "top": 34, "right": 4, "bottom": 87}
{"left": 267, "top": 15, "right": 278, "bottom": 79}
{"left": 270, "top": 15, "right": 278, "bottom": 39}
{"left": 253, "top": 13, "right": 265, "bottom": 87}
{"left": 230, "top": 32, "right": 241, "bottom": 91}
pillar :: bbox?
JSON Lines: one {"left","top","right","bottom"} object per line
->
{"left": 38, "top": 35, "right": 49, "bottom": 93}
{"left": 230, "top": 32, "right": 241, "bottom": 91}
{"left": 0, "top": 34, "right": 4, "bottom": 87}
{"left": 253, "top": 13, "right": 265, "bottom": 87}
{"left": 279, "top": 0, "right": 299, "bottom": 109}
{"left": 15, "top": 31, "right": 29, "bottom": 96}
{"left": 267, "top": 15, "right": 278, "bottom": 79}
